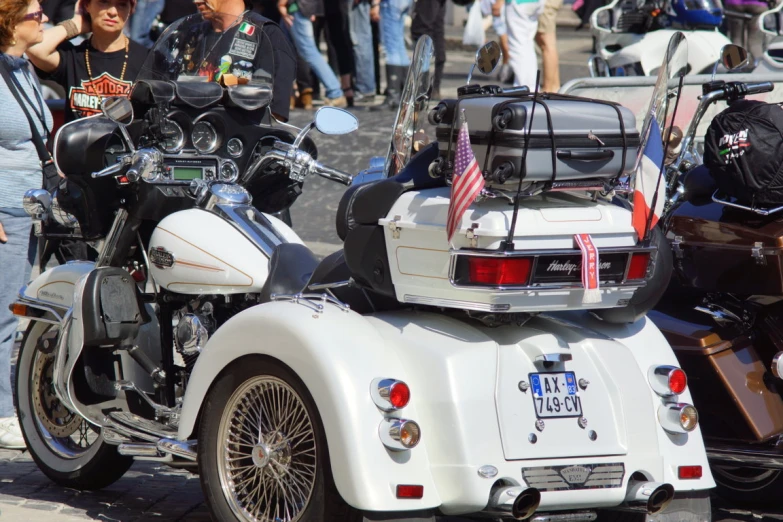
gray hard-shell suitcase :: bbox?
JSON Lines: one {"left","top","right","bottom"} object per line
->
{"left": 428, "top": 93, "right": 641, "bottom": 188}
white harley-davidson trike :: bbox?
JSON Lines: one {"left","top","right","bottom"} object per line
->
{"left": 12, "top": 15, "right": 712, "bottom": 521}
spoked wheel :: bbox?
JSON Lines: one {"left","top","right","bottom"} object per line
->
{"left": 198, "top": 358, "right": 360, "bottom": 522}
{"left": 15, "top": 321, "right": 133, "bottom": 489}
{"left": 714, "top": 465, "right": 783, "bottom": 507}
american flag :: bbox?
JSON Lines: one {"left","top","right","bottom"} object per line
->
{"left": 446, "top": 119, "right": 485, "bottom": 243}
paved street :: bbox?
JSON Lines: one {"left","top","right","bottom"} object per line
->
{"left": 3, "top": 16, "right": 783, "bottom": 522}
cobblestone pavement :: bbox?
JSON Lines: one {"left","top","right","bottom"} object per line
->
{"left": 4, "top": 19, "right": 781, "bottom": 522}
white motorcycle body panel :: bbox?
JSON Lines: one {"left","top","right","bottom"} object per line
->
{"left": 379, "top": 188, "right": 640, "bottom": 312}
{"left": 596, "top": 28, "right": 729, "bottom": 76}
{"left": 177, "top": 301, "right": 715, "bottom": 514}
{"left": 147, "top": 208, "right": 303, "bottom": 295}
{"left": 22, "top": 261, "right": 94, "bottom": 308}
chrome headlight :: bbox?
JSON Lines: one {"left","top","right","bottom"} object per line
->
{"left": 50, "top": 192, "right": 79, "bottom": 228}
{"left": 22, "top": 189, "right": 51, "bottom": 220}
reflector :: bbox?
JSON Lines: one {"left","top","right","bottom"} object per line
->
{"left": 396, "top": 485, "right": 424, "bottom": 499}
{"left": 678, "top": 465, "right": 702, "bottom": 479}
{"left": 468, "top": 256, "right": 533, "bottom": 286}
{"left": 627, "top": 252, "right": 651, "bottom": 280}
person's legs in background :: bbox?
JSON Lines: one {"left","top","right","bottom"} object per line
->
{"left": 505, "top": 0, "right": 543, "bottom": 91}
{"left": 348, "top": 0, "right": 378, "bottom": 103}
{"left": 375, "top": 0, "right": 412, "bottom": 109}
{"left": 324, "top": 0, "right": 357, "bottom": 104}
{"left": 534, "top": 0, "right": 562, "bottom": 92}
{"left": 127, "top": 0, "right": 165, "bottom": 47}
{"left": 288, "top": 11, "right": 347, "bottom": 106}
{"left": 410, "top": 0, "right": 447, "bottom": 100}
{"left": 0, "top": 209, "right": 36, "bottom": 449}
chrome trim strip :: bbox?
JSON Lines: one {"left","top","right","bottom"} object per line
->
{"left": 712, "top": 190, "right": 783, "bottom": 216}
{"left": 403, "top": 294, "right": 511, "bottom": 313}
{"left": 448, "top": 247, "right": 656, "bottom": 291}
{"left": 207, "top": 204, "right": 285, "bottom": 259}
{"left": 13, "top": 289, "right": 68, "bottom": 324}
{"left": 521, "top": 463, "right": 625, "bottom": 491}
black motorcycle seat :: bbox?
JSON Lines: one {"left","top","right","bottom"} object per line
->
{"left": 259, "top": 243, "right": 320, "bottom": 303}
{"left": 335, "top": 142, "right": 443, "bottom": 241}
{"left": 683, "top": 165, "right": 717, "bottom": 202}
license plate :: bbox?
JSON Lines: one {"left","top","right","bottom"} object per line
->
{"left": 530, "top": 372, "right": 582, "bottom": 419}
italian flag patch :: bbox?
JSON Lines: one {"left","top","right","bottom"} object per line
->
{"left": 239, "top": 22, "right": 255, "bottom": 35}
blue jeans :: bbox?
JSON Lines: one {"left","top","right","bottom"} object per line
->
{"left": 288, "top": 12, "right": 344, "bottom": 99}
{"left": 380, "top": 0, "right": 411, "bottom": 66}
{"left": 0, "top": 209, "right": 36, "bottom": 418}
{"left": 127, "top": 0, "right": 165, "bottom": 48}
{"left": 348, "top": 0, "right": 376, "bottom": 94}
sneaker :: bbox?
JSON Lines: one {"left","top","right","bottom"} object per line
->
{"left": 324, "top": 95, "right": 348, "bottom": 108}
{"left": 0, "top": 416, "right": 26, "bottom": 450}
{"left": 352, "top": 91, "right": 376, "bottom": 105}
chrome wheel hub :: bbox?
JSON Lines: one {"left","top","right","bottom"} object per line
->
{"left": 217, "top": 376, "right": 317, "bottom": 522}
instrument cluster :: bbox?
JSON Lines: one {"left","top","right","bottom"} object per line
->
{"left": 158, "top": 110, "right": 245, "bottom": 160}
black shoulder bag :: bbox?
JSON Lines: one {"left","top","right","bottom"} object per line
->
{"left": 0, "top": 60, "right": 60, "bottom": 192}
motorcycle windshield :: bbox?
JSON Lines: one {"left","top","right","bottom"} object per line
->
{"left": 384, "top": 36, "right": 435, "bottom": 177}
{"left": 634, "top": 31, "right": 688, "bottom": 172}
{"left": 137, "top": 13, "right": 274, "bottom": 86}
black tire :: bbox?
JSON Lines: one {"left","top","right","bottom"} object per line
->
{"left": 713, "top": 466, "right": 783, "bottom": 507}
{"left": 198, "top": 356, "right": 361, "bottom": 522}
{"left": 14, "top": 321, "right": 133, "bottom": 490}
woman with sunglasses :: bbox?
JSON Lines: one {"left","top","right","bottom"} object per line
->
{"left": 0, "top": 0, "right": 52, "bottom": 450}
{"left": 27, "top": 0, "right": 147, "bottom": 123}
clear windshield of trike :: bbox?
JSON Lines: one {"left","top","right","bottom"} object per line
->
{"left": 137, "top": 13, "right": 275, "bottom": 85}
{"left": 634, "top": 31, "right": 688, "bottom": 171}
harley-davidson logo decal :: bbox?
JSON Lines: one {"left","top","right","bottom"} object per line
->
{"left": 149, "top": 247, "right": 175, "bottom": 270}
{"left": 68, "top": 72, "right": 132, "bottom": 118}
{"left": 560, "top": 465, "right": 591, "bottom": 484}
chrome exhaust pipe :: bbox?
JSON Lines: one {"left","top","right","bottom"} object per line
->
{"left": 485, "top": 486, "right": 542, "bottom": 520}
{"left": 623, "top": 481, "right": 674, "bottom": 514}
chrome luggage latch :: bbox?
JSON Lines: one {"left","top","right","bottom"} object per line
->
{"left": 672, "top": 235, "right": 684, "bottom": 259}
{"left": 466, "top": 223, "right": 480, "bottom": 248}
{"left": 752, "top": 242, "right": 767, "bottom": 266}
{"left": 388, "top": 215, "right": 401, "bottom": 240}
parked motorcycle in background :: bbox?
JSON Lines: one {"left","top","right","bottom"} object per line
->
{"left": 589, "top": 0, "right": 730, "bottom": 76}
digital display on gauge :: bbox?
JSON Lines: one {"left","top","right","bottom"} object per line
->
{"left": 172, "top": 167, "right": 202, "bottom": 180}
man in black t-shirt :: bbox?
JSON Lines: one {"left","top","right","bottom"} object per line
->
{"left": 169, "top": 0, "right": 296, "bottom": 121}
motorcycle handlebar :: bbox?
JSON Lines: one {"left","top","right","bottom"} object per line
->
{"left": 312, "top": 162, "right": 353, "bottom": 185}
{"left": 745, "top": 81, "right": 775, "bottom": 95}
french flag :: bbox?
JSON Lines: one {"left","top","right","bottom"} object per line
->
{"left": 632, "top": 117, "right": 666, "bottom": 241}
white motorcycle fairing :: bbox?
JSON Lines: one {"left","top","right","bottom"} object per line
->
{"left": 176, "top": 299, "right": 715, "bottom": 514}
{"left": 597, "top": 29, "right": 729, "bottom": 76}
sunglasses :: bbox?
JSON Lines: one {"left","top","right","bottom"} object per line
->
{"left": 21, "top": 9, "right": 44, "bottom": 22}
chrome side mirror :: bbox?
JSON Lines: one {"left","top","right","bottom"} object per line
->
{"left": 712, "top": 44, "right": 750, "bottom": 80}
{"left": 101, "top": 96, "right": 136, "bottom": 153}
{"left": 313, "top": 107, "right": 359, "bottom": 136}
{"left": 588, "top": 55, "right": 611, "bottom": 77}
{"left": 22, "top": 189, "right": 51, "bottom": 220}
{"left": 467, "top": 41, "right": 503, "bottom": 84}
{"left": 101, "top": 97, "right": 134, "bottom": 125}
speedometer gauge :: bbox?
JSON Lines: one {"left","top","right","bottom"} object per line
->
{"left": 192, "top": 121, "right": 219, "bottom": 153}
{"left": 161, "top": 119, "right": 185, "bottom": 153}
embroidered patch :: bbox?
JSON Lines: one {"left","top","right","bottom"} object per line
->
{"left": 229, "top": 37, "right": 258, "bottom": 60}
{"left": 718, "top": 129, "right": 750, "bottom": 163}
{"left": 239, "top": 22, "right": 256, "bottom": 35}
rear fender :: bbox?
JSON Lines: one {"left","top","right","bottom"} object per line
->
{"left": 560, "top": 311, "right": 716, "bottom": 490}
{"left": 177, "top": 301, "right": 440, "bottom": 511}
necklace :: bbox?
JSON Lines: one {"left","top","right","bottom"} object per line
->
{"left": 84, "top": 35, "right": 129, "bottom": 99}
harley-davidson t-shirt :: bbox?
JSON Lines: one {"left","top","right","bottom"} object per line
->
{"left": 41, "top": 38, "right": 148, "bottom": 122}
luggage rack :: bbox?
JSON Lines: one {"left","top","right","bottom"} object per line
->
{"left": 476, "top": 178, "right": 619, "bottom": 202}
{"left": 712, "top": 190, "right": 783, "bottom": 216}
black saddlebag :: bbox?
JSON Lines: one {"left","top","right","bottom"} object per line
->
{"left": 704, "top": 99, "right": 783, "bottom": 207}
{"left": 428, "top": 93, "right": 640, "bottom": 189}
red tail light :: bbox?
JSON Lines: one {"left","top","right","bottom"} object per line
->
{"left": 468, "top": 257, "right": 533, "bottom": 286}
{"left": 389, "top": 382, "right": 411, "bottom": 409}
{"left": 627, "top": 252, "right": 651, "bottom": 281}
{"left": 668, "top": 368, "right": 687, "bottom": 395}
{"left": 396, "top": 485, "right": 424, "bottom": 499}
{"left": 678, "top": 465, "right": 703, "bottom": 479}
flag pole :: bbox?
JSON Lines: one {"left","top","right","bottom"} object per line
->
{"left": 642, "top": 73, "right": 685, "bottom": 245}
{"left": 503, "top": 70, "right": 542, "bottom": 252}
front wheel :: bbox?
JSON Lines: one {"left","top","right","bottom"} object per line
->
{"left": 14, "top": 321, "right": 133, "bottom": 490}
{"left": 714, "top": 465, "right": 783, "bottom": 507}
{"left": 198, "top": 357, "right": 360, "bottom": 522}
